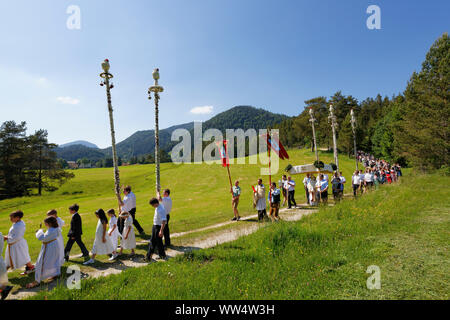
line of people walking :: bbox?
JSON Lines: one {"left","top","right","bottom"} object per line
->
{"left": 230, "top": 175, "right": 299, "bottom": 223}
{"left": 352, "top": 153, "right": 402, "bottom": 196}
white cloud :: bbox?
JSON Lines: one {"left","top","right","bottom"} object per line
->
{"left": 56, "top": 96, "right": 80, "bottom": 105}
{"left": 36, "top": 77, "right": 49, "bottom": 87}
{"left": 190, "top": 105, "right": 214, "bottom": 115}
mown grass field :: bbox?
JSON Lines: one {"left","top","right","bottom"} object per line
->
{"left": 29, "top": 171, "right": 449, "bottom": 300}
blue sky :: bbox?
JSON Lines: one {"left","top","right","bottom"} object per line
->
{"left": 0, "top": 0, "right": 448, "bottom": 148}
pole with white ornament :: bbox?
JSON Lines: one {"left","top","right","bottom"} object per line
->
{"left": 350, "top": 109, "right": 358, "bottom": 170}
{"left": 100, "top": 59, "right": 121, "bottom": 204}
{"left": 148, "top": 68, "right": 164, "bottom": 193}
{"left": 328, "top": 104, "right": 339, "bottom": 172}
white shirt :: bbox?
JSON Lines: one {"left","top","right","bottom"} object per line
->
{"left": 122, "top": 191, "right": 137, "bottom": 212}
{"left": 340, "top": 176, "right": 346, "bottom": 184}
{"left": 324, "top": 174, "right": 329, "bottom": 181}
{"left": 352, "top": 174, "right": 361, "bottom": 185}
{"left": 303, "top": 177, "right": 310, "bottom": 187}
{"left": 153, "top": 204, "right": 167, "bottom": 226}
{"left": 364, "top": 173, "right": 373, "bottom": 182}
{"left": 359, "top": 173, "right": 365, "bottom": 182}
{"left": 162, "top": 196, "right": 172, "bottom": 215}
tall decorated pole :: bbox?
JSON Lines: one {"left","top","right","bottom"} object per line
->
{"left": 100, "top": 59, "right": 121, "bottom": 204}
{"left": 328, "top": 104, "right": 339, "bottom": 172}
{"left": 148, "top": 68, "right": 164, "bottom": 193}
{"left": 309, "top": 107, "right": 320, "bottom": 165}
{"left": 309, "top": 107, "right": 321, "bottom": 202}
{"left": 267, "top": 128, "right": 272, "bottom": 187}
{"left": 350, "top": 109, "right": 358, "bottom": 170}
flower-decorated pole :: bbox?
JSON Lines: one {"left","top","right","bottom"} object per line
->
{"left": 350, "top": 109, "right": 358, "bottom": 170}
{"left": 100, "top": 59, "right": 121, "bottom": 204}
{"left": 148, "top": 68, "right": 164, "bottom": 193}
{"left": 328, "top": 104, "right": 339, "bottom": 172}
{"left": 309, "top": 107, "right": 321, "bottom": 203}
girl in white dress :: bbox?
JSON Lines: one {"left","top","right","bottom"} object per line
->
{"left": 84, "top": 209, "right": 118, "bottom": 265}
{"left": 308, "top": 175, "right": 317, "bottom": 206}
{"left": 107, "top": 209, "right": 119, "bottom": 252}
{"left": 4, "top": 210, "right": 34, "bottom": 275}
{"left": 47, "top": 209, "right": 65, "bottom": 265}
{"left": 26, "top": 216, "right": 62, "bottom": 288}
{"left": 0, "top": 231, "right": 13, "bottom": 300}
{"left": 119, "top": 212, "right": 136, "bottom": 255}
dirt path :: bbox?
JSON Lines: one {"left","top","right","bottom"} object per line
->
{"left": 7, "top": 206, "right": 316, "bottom": 300}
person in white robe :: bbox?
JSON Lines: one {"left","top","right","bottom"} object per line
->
{"left": 84, "top": 209, "right": 118, "bottom": 265}
{"left": 26, "top": 217, "right": 61, "bottom": 288}
{"left": 46, "top": 209, "right": 65, "bottom": 265}
{"left": 307, "top": 175, "right": 317, "bottom": 206}
{"left": 4, "top": 210, "right": 34, "bottom": 274}
{"left": 0, "top": 231, "right": 13, "bottom": 300}
{"left": 254, "top": 179, "right": 267, "bottom": 221}
{"left": 119, "top": 212, "right": 136, "bottom": 255}
{"left": 107, "top": 209, "right": 119, "bottom": 252}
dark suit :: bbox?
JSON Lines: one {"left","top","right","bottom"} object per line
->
{"left": 64, "top": 212, "right": 89, "bottom": 258}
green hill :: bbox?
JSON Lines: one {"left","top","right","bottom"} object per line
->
{"left": 55, "top": 144, "right": 106, "bottom": 162}
{"left": 202, "top": 105, "right": 288, "bottom": 132}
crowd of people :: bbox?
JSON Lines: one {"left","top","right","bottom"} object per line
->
{"left": 230, "top": 152, "right": 402, "bottom": 222}
{"left": 0, "top": 185, "right": 172, "bottom": 300}
{"left": 352, "top": 151, "right": 403, "bottom": 196}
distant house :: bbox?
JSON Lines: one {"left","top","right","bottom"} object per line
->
{"left": 67, "top": 161, "right": 78, "bottom": 169}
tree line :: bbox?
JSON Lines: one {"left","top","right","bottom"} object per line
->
{"left": 276, "top": 33, "right": 449, "bottom": 171}
{"left": 0, "top": 122, "right": 74, "bottom": 199}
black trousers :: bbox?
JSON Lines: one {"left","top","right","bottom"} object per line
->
{"left": 118, "top": 208, "right": 144, "bottom": 234}
{"left": 164, "top": 214, "right": 171, "bottom": 246}
{"left": 147, "top": 225, "right": 166, "bottom": 259}
{"left": 353, "top": 184, "right": 360, "bottom": 196}
{"left": 64, "top": 236, "right": 89, "bottom": 258}
{"left": 288, "top": 190, "right": 297, "bottom": 208}
{"left": 257, "top": 209, "right": 267, "bottom": 221}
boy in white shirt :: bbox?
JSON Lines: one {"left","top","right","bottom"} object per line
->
{"left": 352, "top": 171, "right": 361, "bottom": 197}
{"left": 146, "top": 198, "right": 167, "bottom": 260}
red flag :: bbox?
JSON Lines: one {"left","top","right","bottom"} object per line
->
{"left": 216, "top": 140, "right": 230, "bottom": 167}
{"left": 265, "top": 134, "right": 290, "bottom": 160}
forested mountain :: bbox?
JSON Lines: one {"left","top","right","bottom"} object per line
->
{"left": 56, "top": 106, "right": 289, "bottom": 162}
{"left": 202, "top": 106, "right": 288, "bottom": 132}
{"left": 55, "top": 144, "right": 106, "bottom": 161}
{"left": 102, "top": 122, "right": 195, "bottom": 159}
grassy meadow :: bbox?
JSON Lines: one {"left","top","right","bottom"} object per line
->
{"left": 30, "top": 171, "right": 449, "bottom": 300}
{"left": 1, "top": 148, "right": 359, "bottom": 288}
